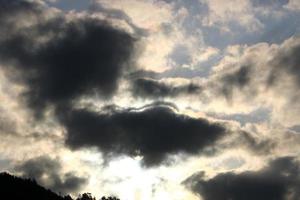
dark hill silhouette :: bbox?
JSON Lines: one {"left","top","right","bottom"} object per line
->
{"left": 0, "top": 172, "right": 120, "bottom": 200}
{"left": 0, "top": 172, "right": 72, "bottom": 200}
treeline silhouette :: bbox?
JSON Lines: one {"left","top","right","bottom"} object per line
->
{"left": 0, "top": 172, "right": 120, "bottom": 200}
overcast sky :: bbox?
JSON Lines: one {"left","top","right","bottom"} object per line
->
{"left": 0, "top": 0, "right": 300, "bottom": 199}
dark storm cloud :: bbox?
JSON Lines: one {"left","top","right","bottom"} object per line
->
{"left": 0, "top": 0, "right": 136, "bottom": 116}
{"left": 184, "top": 156, "right": 300, "bottom": 200}
{"left": 59, "top": 103, "right": 227, "bottom": 167}
{"left": 15, "top": 156, "right": 88, "bottom": 194}
{"left": 131, "top": 78, "right": 202, "bottom": 98}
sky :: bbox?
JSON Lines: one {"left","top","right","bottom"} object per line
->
{"left": 0, "top": 0, "right": 300, "bottom": 199}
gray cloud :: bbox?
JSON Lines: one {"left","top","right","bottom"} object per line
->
{"left": 251, "top": 0, "right": 289, "bottom": 8}
{"left": 235, "top": 131, "right": 275, "bottom": 155}
{"left": 168, "top": 44, "right": 192, "bottom": 67}
{"left": 47, "top": 0, "right": 91, "bottom": 11}
{"left": 195, "top": 37, "right": 300, "bottom": 127}
{"left": 289, "top": 125, "right": 300, "bottom": 133}
{"left": 59, "top": 103, "right": 227, "bottom": 167}
{"left": 131, "top": 78, "right": 202, "bottom": 99}
{"left": 220, "top": 66, "right": 252, "bottom": 100}
{"left": 128, "top": 69, "right": 161, "bottom": 80}
{"left": 129, "top": 68, "right": 212, "bottom": 79}
{"left": 0, "top": 0, "right": 43, "bottom": 30}
{"left": 207, "top": 108, "right": 271, "bottom": 126}
{"left": 205, "top": 36, "right": 300, "bottom": 108}
{"left": 15, "top": 156, "right": 88, "bottom": 194}
{"left": 184, "top": 156, "right": 300, "bottom": 200}
{"left": 225, "top": 37, "right": 300, "bottom": 103}
{"left": 201, "top": 129, "right": 276, "bottom": 157}
{"left": 268, "top": 40, "right": 300, "bottom": 87}
{"left": 0, "top": 113, "right": 18, "bottom": 135}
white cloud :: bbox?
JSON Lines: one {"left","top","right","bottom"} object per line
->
{"left": 201, "top": 0, "right": 263, "bottom": 32}
{"left": 285, "top": 0, "right": 300, "bottom": 11}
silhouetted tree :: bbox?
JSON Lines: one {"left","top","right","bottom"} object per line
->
{"left": 100, "top": 196, "right": 120, "bottom": 200}
{"left": 77, "top": 193, "right": 96, "bottom": 200}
